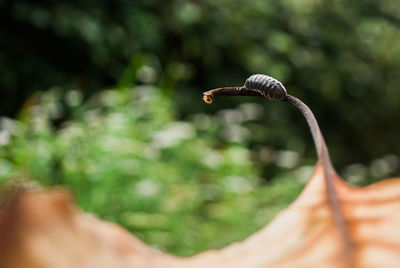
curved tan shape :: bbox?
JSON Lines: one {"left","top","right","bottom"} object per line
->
{"left": 1, "top": 165, "right": 400, "bottom": 268}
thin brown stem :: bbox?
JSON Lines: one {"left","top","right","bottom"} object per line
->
{"left": 203, "top": 87, "right": 332, "bottom": 167}
{"left": 202, "top": 84, "right": 353, "bottom": 265}
{"left": 282, "top": 96, "right": 353, "bottom": 264}
{"left": 203, "top": 87, "right": 264, "bottom": 104}
{"left": 283, "top": 95, "right": 333, "bottom": 169}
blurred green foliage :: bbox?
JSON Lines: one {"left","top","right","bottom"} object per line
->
{"left": 0, "top": 87, "right": 305, "bottom": 256}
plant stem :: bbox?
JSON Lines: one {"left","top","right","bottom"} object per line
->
{"left": 203, "top": 84, "right": 352, "bottom": 262}
{"left": 203, "top": 87, "right": 332, "bottom": 168}
{"left": 283, "top": 95, "right": 333, "bottom": 169}
{"left": 203, "top": 87, "right": 263, "bottom": 104}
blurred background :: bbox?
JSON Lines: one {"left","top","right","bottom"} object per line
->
{"left": 0, "top": 0, "right": 399, "bottom": 256}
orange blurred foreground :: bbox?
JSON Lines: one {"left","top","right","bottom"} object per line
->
{"left": 1, "top": 164, "right": 400, "bottom": 268}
